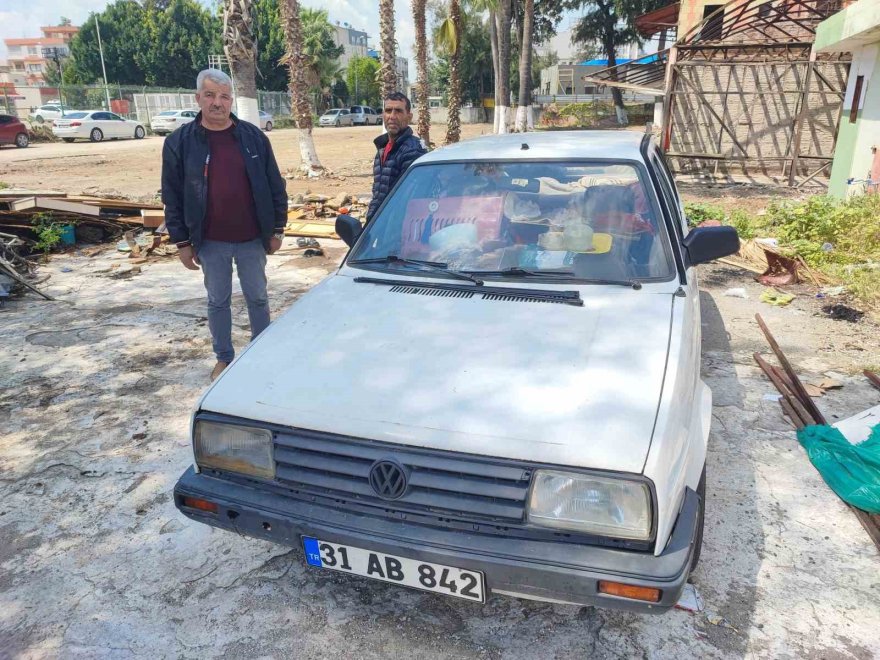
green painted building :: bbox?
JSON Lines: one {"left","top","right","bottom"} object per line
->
{"left": 815, "top": 0, "right": 880, "bottom": 198}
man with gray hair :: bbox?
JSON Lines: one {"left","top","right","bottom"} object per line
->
{"left": 162, "top": 69, "right": 288, "bottom": 381}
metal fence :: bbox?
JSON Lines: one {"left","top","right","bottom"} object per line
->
{"left": 1, "top": 84, "right": 307, "bottom": 124}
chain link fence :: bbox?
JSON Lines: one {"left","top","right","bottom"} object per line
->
{"left": 1, "top": 84, "right": 313, "bottom": 126}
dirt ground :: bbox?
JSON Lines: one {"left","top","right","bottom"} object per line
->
{"left": 2, "top": 126, "right": 880, "bottom": 658}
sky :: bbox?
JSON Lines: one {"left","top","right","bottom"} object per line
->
{"left": 0, "top": 0, "right": 587, "bottom": 81}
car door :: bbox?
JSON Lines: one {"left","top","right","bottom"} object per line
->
{"left": 107, "top": 112, "right": 129, "bottom": 137}
{"left": 89, "top": 112, "right": 110, "bottom": 137}
{"left": 342, "top": 109, "right": 352, "bottom": 126}
{"left": 0, "top": 115, "right": 13, "bottom": 144}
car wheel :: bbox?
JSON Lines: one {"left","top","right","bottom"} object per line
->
{"left": 90, "top": 128, "right": 104, "bottom": 143}
{"left": 63, "top": 138, "right": 75, "bottom": 143}
{"left": 335, "top": 120, "right": 340, "bottom": 127}
{"left": 134, "top": 126, "right": 145, "bottom": 139}
{"left": 691, "top": 465, "right": 706, "bottom": 572}
{"left": 14, "top": 132, "right": 29, "bottom": 148}
{"left": 265, "top": 121, "right": 272, "bottom": 132}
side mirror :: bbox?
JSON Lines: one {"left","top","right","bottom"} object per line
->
{"left": 681, "top": 226, "right": 740, "bottom": 267}
{"left": 335, "top": 214, "right": 362, "bottom": 248}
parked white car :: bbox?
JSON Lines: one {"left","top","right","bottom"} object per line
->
{"left": 319, "top": 108, "right": 353, "bottom": 127}
{"left": 150, "top": 109, "right": 198, "bottom": 135}
{"left": 259, "top": 110, "right": 273, "bottom": 131}
{"left": 53, "top": 111, "right": 146, "bottom": 143}
{"left": 174, "top": 131, "right": 740, "bottom": 612}
{"left": 29, "top": 104, "right": 68, "bottom": 123}
{"left": 350, "top": 105, "right": 382, "bottom": 126}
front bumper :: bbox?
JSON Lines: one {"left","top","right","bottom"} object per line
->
{"left": 174, "top": 466, "right": 699, "bottom": 612}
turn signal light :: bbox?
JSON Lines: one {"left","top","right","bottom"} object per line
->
{"left": 598, "top": 580, "right": 661, "bottom": 603}
{"left": 180, "top": 496, "right": 219, "bottom": 513}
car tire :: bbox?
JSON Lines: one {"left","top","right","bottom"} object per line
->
{"left": 14, "top": 132, "right": 29, "bottom": 148}
{"left": 265, "top": 121, "right": 272, "bottom": 132}
{"left": 90, "top": 128, "right": 103, "bottom": 143}
{"left": 63, "top": 138, "right": 75, "bottom": 143}
{"left": 335, "top": 120, "right": 340, "bottom": 127}
{"left": 134, "top": 126, "right": 145, "bottom": 139}
{"left": 691, "top": 465, "right": 706, "bottom": 572}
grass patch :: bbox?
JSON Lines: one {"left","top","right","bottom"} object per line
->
{"left": 684, "top": 195, "right": 880, "bottom": 309}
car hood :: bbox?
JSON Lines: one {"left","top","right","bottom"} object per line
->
{"left": 202, "top": 274, "right": 674, "bottom": 473}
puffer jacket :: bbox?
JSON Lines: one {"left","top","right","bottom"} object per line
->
{"left": 366, "top": 126, "right": 427, "bottom": 221}
{"left": 161, "top": 112, "right": 288, "bottom": 252}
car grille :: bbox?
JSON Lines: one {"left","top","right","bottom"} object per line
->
{"left": 273, "top": 429, "right": 532, "bottom": 524}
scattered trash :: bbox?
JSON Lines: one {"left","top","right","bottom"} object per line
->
{"left": 763, "top": 393, "right": 783, "bottom": 401}
{"left": 755, "top": 237, "right": 779, "bottom": 248}
{"left": 822, "top": 304, "right": 864, "bottom": 323}
{"left": 758, "top": 252, "right": 800, "bottom": 286}
{"left": 803, "top": 383, "right": 825, "bottom": 398}
{"left": 60, "top": 267, "right": 73, "bottom": 273}
{"left": 760, "top": 289, "right": 795, "bottom": 306}
{"left": 675, "top": 583, "right": 704, "bottom": 612}
{"left": 723, "top": 287, "right": 748, "bottom": 298}
{"left": 821, "top": 242, "right": 834, "bottom": 252}
{"left": 303, "top": 248, "right": 325, "bottom": 258}
{"left": 705, "top": 611, "right": 739, "bottom": 632}
{"left": 821, "top": 285, "right": 846, "bottom": 297}
{"left": 813, "top": 378, "right": 843, "bottom": 391}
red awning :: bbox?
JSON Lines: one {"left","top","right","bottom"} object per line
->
{"left": 635, "top": 2, "right": 680, "bottom": 38}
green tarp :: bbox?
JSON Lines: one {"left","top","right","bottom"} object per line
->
{"left": 797, "top": 423, "right": 880, "bottom": 514}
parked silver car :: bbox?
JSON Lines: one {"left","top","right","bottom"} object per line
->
{"left": 350, "top": 105, "right": 382, "bottom": 126}
{"left": 319, "top": 108, "right": 353, "bottom": 127}
{"left": 259, "top": 110, "right": 273, "bottom": 131}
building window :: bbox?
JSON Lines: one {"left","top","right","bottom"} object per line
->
{"left": 850, "top": 75, "right": 864, "bottom": 123}
{"left": 701, "top": 5, "right": 724, "bottom": 40}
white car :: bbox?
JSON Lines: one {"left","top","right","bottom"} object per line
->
{"left": 150, "top": 109, "right": 198, "bottom": 135}
{"left": 29, "top": 104, "right": 68, "bottom": 123}
{"left": 319, "top": 108, "right": 353, "bottom": 127}
{"left": 259, "top": 110, "right": 273, "bottom": 131}
{"left": 174, "top": 131, "right": 740, "bottom": 612}
{"left": 350, "top": 105, "right": 382, "bottom": 126}
{"left": 53, "top": 111, "right": 146, "bottom": 143}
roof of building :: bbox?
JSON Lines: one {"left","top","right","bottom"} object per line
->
{"left": 4, "top": 37, "right": 65, "bottom": 46}
{"left": 634, "top": 2, "right": 680, "bottom": 38}
{"left": 40, "top": 25, "right": 79, "bottom": 32}
{"left": 417, "top": 131, "right": 650, "bottom": 164}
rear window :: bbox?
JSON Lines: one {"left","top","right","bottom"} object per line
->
{"left": 349, "top": 161, "right": 674, "bottom": 282}
{"left": 157, "top": 111, "right": 178, "bottom": 116}
{"left": 63, "top": 112, "right": 88, "bottom": 119}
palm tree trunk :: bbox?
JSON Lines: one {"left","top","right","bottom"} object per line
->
{"left": 379, "top": 0, "right": 398, "bottom": 96}
{"left": 496, "top": 0, "right": 512, "bottom": 134}
{"left": 444, "top": 0, "right": 462, "bottom": 144}
{"left": 515, "top": 0, "right": 534, "bottom": 132}
{"left": 412, "top": 0, "right": 430, "bottom": 146}
{"left": 223, "top": 0, "right": 260, "bottom": 127}
{"left": 488, "top": 9, "right": 500, "bottom": 133}
{"left": 281, "top": 0, "right": 323, "bottom": 174}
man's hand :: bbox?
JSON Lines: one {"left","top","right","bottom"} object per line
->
{"left": 178, "top": 245, "right": 200, "bottom": 270}
{"left": 268, "top": 235, "right": 283, "bottom": 254}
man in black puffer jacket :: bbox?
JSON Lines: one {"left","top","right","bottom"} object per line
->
{"left": 366, "top": 92, "right": 427, "bottom": 221}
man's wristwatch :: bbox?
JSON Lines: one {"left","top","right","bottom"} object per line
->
{"left": 272, "top": 232, "right": 285, "bottom": 241}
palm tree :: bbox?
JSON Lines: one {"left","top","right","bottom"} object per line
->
{"left": 280, "top": 0, "right": 323, "bottom": 175}
{"left": 434, "top": 0, "right": 463, "bottom": 144}
{"left": 411, "top": 0, "right": 431, "bottom": 146}
{"left": 495, "top": 0, "right": 512, "bottom": 134}
{"left": 470, "top": 0, "right": 500, "bottom": 132}
{"left": 379, "top": 0, "right": 398, "bottom": 96}
{"left": 223, "top": 0, "right": 260, "bottom": 126}
{"left": 514, "top": 0, "right": 534, "bottom": 132}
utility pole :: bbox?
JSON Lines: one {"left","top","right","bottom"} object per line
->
{"left": 95, "top": 15, "right": 112, "bottom": 110}
{"left": 41, "top": 47, "right": 66, "bottom": 114}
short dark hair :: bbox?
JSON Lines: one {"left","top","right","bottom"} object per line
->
{"left": 384, "top": 92, "right": 411, "bottom": 112}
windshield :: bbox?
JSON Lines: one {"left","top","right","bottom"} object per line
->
{"left": 348, "top": 161, "right": 674, "bottom": 282}
{"left": 324, "top": 110, "right": 339, "bottom": 116}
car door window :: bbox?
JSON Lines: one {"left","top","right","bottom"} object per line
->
{"left": 652, "top": 152, "right": 688, "bottom": 237}
{"left": 650, "top": 153, "right": 685, "bottom": 242}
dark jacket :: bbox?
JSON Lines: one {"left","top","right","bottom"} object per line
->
{"left": 367, "top": 126, "right": 426, "bottom": 220}
{"left": 161, "top": 112, "right": 287, "bottom": 251}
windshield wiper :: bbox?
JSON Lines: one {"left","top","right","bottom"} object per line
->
{"left": 467, "top": 267, "right": 643, "bottom": 289}
{"left": 347, "top": 255, "right": 484, "bottom": 285}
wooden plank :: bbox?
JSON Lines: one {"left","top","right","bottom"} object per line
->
{"left": 865, "top": 370, "right": 880, "bottom": 392}
{"left": 851, "top": 508, "right": 880, "bottom": 553}
{"left": 284, "top": 221, "right": 340, "bottom": 240}
{"left": 754, "top": 353, "right": 813, "bottom": 426}
{"left": 755, "top": 314, "right": 827, "bottom": 425}
{"left": 9, "top": 196, "right": 101, "bottom": 216}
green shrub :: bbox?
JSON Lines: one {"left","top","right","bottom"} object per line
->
{"left": 32, "top": 213, "right": 66, "bottom": 253}
{"left": 683, "top": 202, "right": 726, "bottom": 227}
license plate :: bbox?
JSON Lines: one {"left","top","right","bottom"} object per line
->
{"left": 302, "top": 537, "right": 485, "bottom": 603}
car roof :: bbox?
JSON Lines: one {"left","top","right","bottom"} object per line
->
{"left": 417, "top": 131, "right": 651, "bottom": 165}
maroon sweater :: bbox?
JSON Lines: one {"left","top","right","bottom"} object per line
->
{"left": 203, "top": 125, "right": 260, "bottom": 243}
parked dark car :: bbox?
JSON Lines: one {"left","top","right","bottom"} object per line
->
{"left": 0, "top": 114, "right": 29, "bottom": 148}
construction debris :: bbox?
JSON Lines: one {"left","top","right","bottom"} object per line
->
{"left": 0, "top": 232, "right": 53, "bottom": 301}
{"left": 284, "top": 191, "right": 368, "bottom": 240}
{"left": 753, "top": 313, "right": 880, "bottom": 551}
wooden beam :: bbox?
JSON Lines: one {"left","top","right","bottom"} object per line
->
{"left": 788, "top": 51, "right": 816, "bottom": 186}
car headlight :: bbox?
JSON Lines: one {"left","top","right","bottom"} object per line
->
{"left": 527, "top": 470, "right": 652, "bottom": 540}
{"left": 194, "top": 420, "right": 274, "bottom": 479}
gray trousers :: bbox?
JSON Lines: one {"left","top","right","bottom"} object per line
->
{"left": 198, "top": 238, "right": 270, "bottom": 363}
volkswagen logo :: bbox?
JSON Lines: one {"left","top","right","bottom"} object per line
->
{"left": 369, "top": 460, "right": 408, "bottom": 500}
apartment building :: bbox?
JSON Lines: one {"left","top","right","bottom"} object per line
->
{"left": 4, "top": 24, "right": 79, "bottom": 87}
